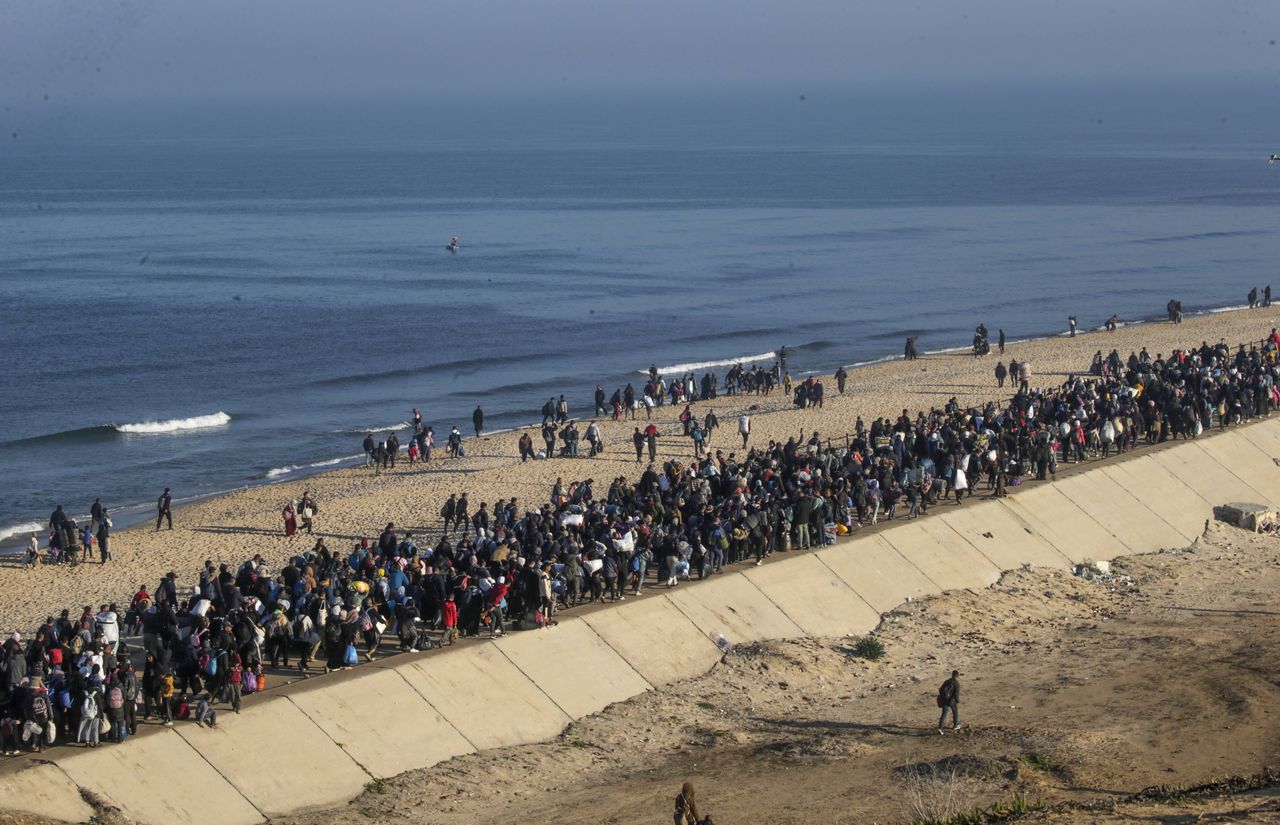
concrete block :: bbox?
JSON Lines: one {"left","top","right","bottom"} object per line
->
{"left": 394, "top": 644, "right": 571, "bottom": 750}
{"left": 284, "top": 666, "right": 473, "bottom": 779}
{"left": 666, "top": 569, "right": 804, "bottom": 646}
{"left": 495, "top": 620, "right": 652, "bottom": 719}
{"left": 58, "top": 728, "right": 262, "bottom": 825}
{"left": 1101, "top": 455, "right": 1210, "bottom": 542}
{"left": 743, "top": 553, "right": 881, "bottom": 636}
{"left": 815, "top": 534, "right": 940, "bottom": 614}
{"left": 1213, "top": 501, "right": 1277, "bottom": 532}
{"left": 877, "top": 520, "right": 1002, "bottom": 591}
{"left": 1054, "top": 470, "right": 1186, "bottom": 554}
{"left": 936, "top": 499, "right": 1072, "bottom": 570}
{"left": 1001, "top": 483, "right": 1130, "bottom": 564}
{"left": 582, "top": 595, "right": 723, "bottom": 686}
{"left": 175, "top": 695, "right": 365, "bottom": 817}
{"left": 0, "top": 762, "right": 95, "bottom": 823}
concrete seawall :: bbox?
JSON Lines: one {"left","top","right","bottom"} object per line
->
{"left": 6, "top": 417, "right": 1280, "bottom": 824}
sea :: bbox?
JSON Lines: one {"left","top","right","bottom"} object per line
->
{"left": 2, "top": 83, "right": 1279, "bottom": 542}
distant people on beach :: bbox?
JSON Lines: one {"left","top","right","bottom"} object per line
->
{"left": 1167, "top": 298, "right": 1184, "bottom": 324}
{"left": 972, "top": 324, "right": 990, "bottom": 357}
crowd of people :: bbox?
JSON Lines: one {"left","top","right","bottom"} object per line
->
{"left": 5, "top": 323, "right": 1280, "bottom": 760}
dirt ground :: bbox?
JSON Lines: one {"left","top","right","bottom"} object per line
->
{"left": 270, "top": 521, "right": 1280, "bottom": 825}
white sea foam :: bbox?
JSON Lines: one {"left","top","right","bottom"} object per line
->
{"left": 265, "top": 454, "right": 362, "bottom": 479}
{"left": 333, "top": 421, "right": 410, "bottom": 434}
{"left": 115, "top": 411, "right": 231, "bottom": 434}
{"left": 844, "top": 353, "right": 899, "bottom": 369}
{"left": 0, "top": 521, "right": 44, "bottom": 544}
{"left": 643, "top": 352, "right": 777, "bottom": 376}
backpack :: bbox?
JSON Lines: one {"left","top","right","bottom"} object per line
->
{"left": 107, "top": 687, "right": 124, "bottom": 710}
{"left": 199, "top": 649, "right": 218, "bottom": 677}
{"left": 81, "top": 695, "right": 99, "bottom": 720}
{"left": 937, "top": 680, "right": 954, "bottom": 707}
{"left": 57, "top": 688, "right": 74, "bottom": 710}
{"left": 30, "top": 694, "right": 50, "bottom": 721}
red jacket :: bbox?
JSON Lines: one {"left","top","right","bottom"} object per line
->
{"left": 487, "top": 583, "right": 508, "bottom": 607}
{"left": 441, "top": 602, "right": 458, "bottom": 628}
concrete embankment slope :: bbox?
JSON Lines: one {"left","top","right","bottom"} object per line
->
{"left": 7, "top": 417, "right": 1280, "bottom": 824}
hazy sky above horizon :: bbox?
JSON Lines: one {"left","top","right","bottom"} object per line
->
{"left": 3, "top": 0, "right": 1279, "bottom": 109}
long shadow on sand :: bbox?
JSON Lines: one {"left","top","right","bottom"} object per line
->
{"left": 192, "top": 525, "right": 368, "bottom": 542}
{"left": 749, "top": 716, "right": 939, "bottom": 738}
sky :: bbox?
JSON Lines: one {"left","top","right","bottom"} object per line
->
{"left": 2, "top": 0, "right": 1278, "bottom": 111}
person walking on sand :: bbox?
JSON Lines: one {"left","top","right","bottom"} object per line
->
{"left": 994, "top": 361, "right": 1007, "bottom": 388}
{"left": 155, "top": 487, "right": 173, "bottom": 531}
{"left": 282, "top": 501, "right": 298, "bottom": 537}
{"left": 1068, "top": 315, "right": 1078, "bottom": 337}
{"left": 937, "top": 669, "right": 961, "bottom": 733}
{"left": 738, "top": 412, "right": 751, "bottom": 448}
{"left": 299, "top": 491, "right": 318, "bottom": 534}
{"left": 472, "top": 405, "right": 484, "bottom": 439}
{"left": 998, "top": 329, "right": 1006, "bottom": 353}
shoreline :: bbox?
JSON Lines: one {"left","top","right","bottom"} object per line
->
{"left": 0, "top": 296, "right": 1259, "bottom": 552}
{"left": 2, "top": 301, "right": 1279, "bottom": 635}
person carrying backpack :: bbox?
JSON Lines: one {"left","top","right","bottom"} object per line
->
{"left": 265, "top": 609, "right": 292, "bottom": 668}
{"left": 77, "top": 685, "right": 103, "bottom": 747}
{"left": 105, "top": 682, "right": 127, "bottom": 743}
{"left": 937, "top": 669, "right": 961, "bottom": 733}
{"left": 24, "top": 679, "right": 55, "bottom": 752}
{"left": 118, "top": 663, "right": 140, "bottom": 736}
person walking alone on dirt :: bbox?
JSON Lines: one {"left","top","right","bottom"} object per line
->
{"left": 937, "top": 669, "right": 960, "bottom": 733}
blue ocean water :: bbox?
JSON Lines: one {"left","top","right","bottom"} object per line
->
{"left": 2, "top": 86, "right": 1279, "bottom": 539}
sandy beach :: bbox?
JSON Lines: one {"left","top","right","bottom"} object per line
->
{"left": 5, "top": 304, "right": 1279, "bottom": 636}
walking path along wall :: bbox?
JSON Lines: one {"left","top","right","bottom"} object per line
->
{"left": 7, "top": 416, "right": 1280, "bottom": 824}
